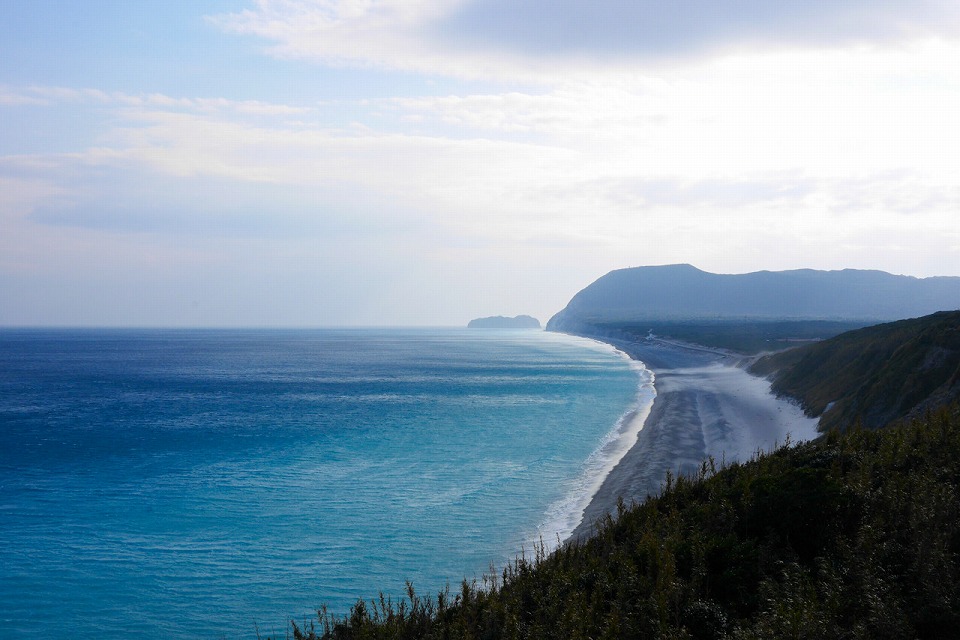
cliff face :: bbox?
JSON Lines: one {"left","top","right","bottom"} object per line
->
{"left": 468, "top": 315, "right": 541, "bottom": 329}
{"left": 547, "top": 264, "right": 960, "bottom": 332}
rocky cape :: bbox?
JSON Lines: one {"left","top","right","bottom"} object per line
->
{"left": 547, "top": 264, "right": 960, "bottom": 334}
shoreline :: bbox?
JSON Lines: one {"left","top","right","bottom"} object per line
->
{"left": 566, "top": 334, "right": 819, "bottom": 542}
{"left": 536, "top": 347, "right": 656, "bottom": 548}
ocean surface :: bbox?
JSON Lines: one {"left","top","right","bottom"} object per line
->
{"left": 0, "top": 328, "right": 652, "bottom": 639}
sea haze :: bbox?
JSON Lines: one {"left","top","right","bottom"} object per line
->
{"left": 0, "top": 328, "right": 646, "bottom": 639}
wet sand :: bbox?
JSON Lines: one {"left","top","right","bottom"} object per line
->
{"left": 569, "top": 336, "right": 819, "bottom": 541}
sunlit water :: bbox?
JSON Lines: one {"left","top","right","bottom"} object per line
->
{"left": 0, "top": 328, "right": 649, "bottom": 639}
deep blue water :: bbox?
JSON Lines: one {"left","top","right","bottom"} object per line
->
{"left": 0, "top": 328, "right": 645, "bottom": 639}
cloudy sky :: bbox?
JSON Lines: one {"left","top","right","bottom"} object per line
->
{"left": 2, "top": 1, "right": 959, "bottom": 326}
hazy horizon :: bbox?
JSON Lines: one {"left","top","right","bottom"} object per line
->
{"left": 3, "top": 2, "right": 959, "bottom": 327}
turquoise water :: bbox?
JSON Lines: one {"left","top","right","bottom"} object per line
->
{"left": 0, "top": 328, "right": 647, "bottom": 638}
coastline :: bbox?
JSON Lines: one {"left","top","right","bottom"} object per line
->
{"left": 536, "top": 344, "right": 656, "bottom": 548}
{"left": 567, "top": 334, "right": 819, "bottom": 542}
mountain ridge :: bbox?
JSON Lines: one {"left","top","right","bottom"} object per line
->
{"left": 547, "top": 264, "right": 960, "bottom": 332}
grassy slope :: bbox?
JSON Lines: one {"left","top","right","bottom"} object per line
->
{"left": 751, "top": 311, "right": 960, "bottom": 431}
{"left": 289, "top": 406, "right": 960, "bottom": 640}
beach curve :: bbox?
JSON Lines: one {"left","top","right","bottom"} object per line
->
{"left": 567, "top": 334, "right": 819, "bottom": 542}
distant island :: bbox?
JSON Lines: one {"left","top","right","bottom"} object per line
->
{"left": 467, "top": 315, "right": 541, "bottom": 329}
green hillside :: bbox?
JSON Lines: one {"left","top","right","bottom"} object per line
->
{"left": 751, "top": 311, "right": 960, "bottom": 431}
{"left": 290, "top": 407, "right": 960, "bottom": 640}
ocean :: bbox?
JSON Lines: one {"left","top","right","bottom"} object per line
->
{"left": 0, "top": 328, "right": 652, "bottom": 639}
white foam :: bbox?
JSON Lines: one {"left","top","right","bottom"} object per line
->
{"left": 533, "top": 357, "right": 656, "bottom": 550}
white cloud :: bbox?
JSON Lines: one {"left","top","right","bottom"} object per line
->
{"left": 1, "top": 85, "right": 318, "bottom": 116}
{"left": 0, "top": 90, "right": 48, "bottom": 106}
{"left": 210, "top": 0, "right": 595, "bottom": 81}
{"left": 210, "top": 0, "right": 960, "bottom": 80}
{"left": 387, "top": 42, "right": 960, "bottom": 187}
{"left": 5, "top": 3, "right": 960, "bottom": 325}
{"left": 441, "top": 0, "right": 960, "bottom": 59}
{"left": 210, "top": 0, "right": 461, "bottom": 70}
{"left": 6, "top": 52, "right": 959, "bottom": 267}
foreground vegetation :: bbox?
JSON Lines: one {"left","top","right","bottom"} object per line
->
{"left": 287, "top": 405, "right": 960, "bottom": 639}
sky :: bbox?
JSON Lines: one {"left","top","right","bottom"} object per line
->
{"left": 2, "top": 1, "right": 959, "bottom": 327}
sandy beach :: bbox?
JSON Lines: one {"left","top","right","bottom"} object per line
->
{"left": 570, "top": 335, "right": 819, "bottom": 541}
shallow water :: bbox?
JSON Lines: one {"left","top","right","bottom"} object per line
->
{"left": 0, "top": 328, "right": 646, "bottom": 639}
